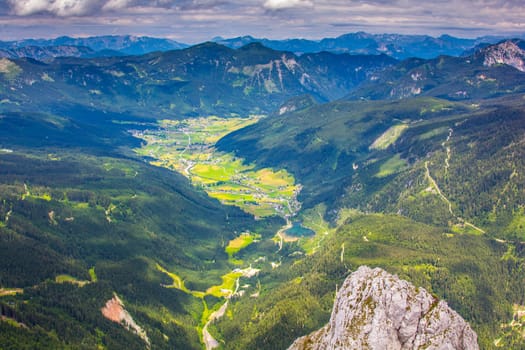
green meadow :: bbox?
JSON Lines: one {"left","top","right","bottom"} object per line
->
{"left": 134, "top": 116, "right": 301, "bottom": 218}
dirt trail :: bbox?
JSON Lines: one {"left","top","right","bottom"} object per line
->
{"left": 202, "top": 303, "right": 225, "bottom": 350}
{"left": 425, "top": 161, "right": 485, "bottom": 234}
{"left": 442, "top": 128, "right": 453, "bottom": 176}
{"left": 425, "top": 161, "right": 453, "bottom": 215}
{"left": 202, "top": 277, "right": 241, "bottom": 350}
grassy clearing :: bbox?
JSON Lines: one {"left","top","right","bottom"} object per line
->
{"left": 255, "top": 169, "right": 293, "bottom": 187}
{"left": 133, "top": 116, "right": 301, "bottom": 218}
{"left": 156, "top": 264, "right": 191, "bottom": 293}
{"left": 22, "top": 193, "right": 52, "bottom": 201}
{"left": 156, "top": 264, "right": 244, "bottom": 299}
{"left": 55, "top": 274, "right": 90, "bottom": 287}
{"left": 205, "top": 271, "right": 243, "bottom": 298}
{"left": 0, "top": 58, "right": 22, "bottom": 79}
{"left": 225, "top": 232, "right": 261, "bottom": 264}
{"left": 89, "top": 267, "right": 98, "bottom": 282}
{"left": 155, "top": 264, "right": 245, "bottom": 345}
{"left": 370, "top": 124, "right": 408, "bottom": 150}
{"left": 418, "top": 126, "right": 450, "bottom": 141}
{"left": 505, "top": 209, "right": 525, "bottom": 239}
{"left": 0, "top": 288, "right": 23, "bottom": 297}
{"left": 375, "top": 154, "right": 408, "bottom": 178}
{"left": 451, "top": 223, "right": 485, "bottom": 235}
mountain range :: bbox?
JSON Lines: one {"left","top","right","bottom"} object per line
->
{"left": 0, "top": 35, "right": 188, "bottom": 58}
{"left": 213, "top": 32, "right": 516, "bottom": 59}
{"left": 2, "top": 32, "right": 525, "bottom": 61}
{"left": 0, "top": 42, "right": 396, "bottom": 117}
{"left": 346, "top": 39, "right": 525, "bottom": 101}
{"left": 1, "top": 36, "right": 525, "bottom": 349}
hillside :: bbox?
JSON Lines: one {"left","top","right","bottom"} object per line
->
{"left": 0, "top": 108, "right": 282, "bottom": 349}
{"left": 0, "top": 45, "right": 105, "bottom": 61}
{"left": 212, "top": 43, "right": 525, "bottom": 348}
{"left": 217, "top": 43, "right": 525, "bottom": 237}
{"left": 214, "top": 214, "right": 525, "bottom": 349}
{"left": 0, "top": 43, "right": 396, "bottom": 118}
{"left": 346, "top": 39, "right": 525, "bottom": 101}
{"left": 217, "top": 97, "right": 472, "bottom": 210}
{"left": 219, "top": 95, "right": 525, "bottom": 236}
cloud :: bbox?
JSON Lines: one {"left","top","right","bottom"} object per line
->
{"left": 101, "top": 0, "right": 131, "bottom": 11}
{"left": 7, "top": 0, "right": 105, "bottom": 16}
{"left": 6, "top": 0, "right": 233, "bottom": 16}
{"left": 1, "top": 0, "right": 523, "bottom": 42}
{"left": 263, "top": 0, "right": 313, "bottom": 10}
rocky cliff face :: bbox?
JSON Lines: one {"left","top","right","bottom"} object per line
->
{"left": 481, "top": 39, "right": 525, "bottom": 72}
{"left": 288, "top": 266, "right": 479, "bottom": 350}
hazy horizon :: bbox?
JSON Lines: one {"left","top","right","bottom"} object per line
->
{"left": 1, "top": 0, "right": 524, "bottom": 43}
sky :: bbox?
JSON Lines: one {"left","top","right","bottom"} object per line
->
{"left": 0, "top": 0, "right": 523, "bottom": 43}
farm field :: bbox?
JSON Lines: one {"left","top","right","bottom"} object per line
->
{"left": 133, "top": 116, "right": 302, "bottom": 218}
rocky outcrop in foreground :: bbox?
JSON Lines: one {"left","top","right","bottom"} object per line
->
{"left": 288, "top": 266, "right": 478, "bottom": 350}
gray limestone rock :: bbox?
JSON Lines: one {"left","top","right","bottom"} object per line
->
{"left": 288, "top": 266, "right": 478, "bottom": 350}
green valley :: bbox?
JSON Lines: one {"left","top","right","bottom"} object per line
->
{"left": 133, "top": 116, "right": 301, "bottom": 219}
{"left": 1, "top": 38, "right": 525, "bottom": 350}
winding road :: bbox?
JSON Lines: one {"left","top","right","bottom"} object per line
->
{"left": 276, "top": 217, "right": 293, "bottom": 252}
{"left": 202, "top": 302, "right": 227, "bottom": 350}
{"left": 202, "top": 277, "right": 241, "bottom": 350}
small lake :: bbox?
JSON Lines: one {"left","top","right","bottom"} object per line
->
{"left": 285, "top": 222, "right": 315, "bottom": 237}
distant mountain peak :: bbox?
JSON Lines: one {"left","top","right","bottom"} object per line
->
{"left": 480, "top": 39, "right": 525, "bottom": 72}
{"left": 288, "top": 266, "right": 479, "bottom": 350}
{"left": 0, "top": 35, "right": 188, "bottom": 58}
{"left": 238, "top": 41, "right": 280, "bottom": 53}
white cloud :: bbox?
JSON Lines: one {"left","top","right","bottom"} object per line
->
{"left": 8, "top": 0, "right": 50, "bottom": 16}
{"left": 263, "top": 0, "right": 313, "bottom": 10}
{"left": 102, "top": 0, "right": 131, "bottom": 11}
{"left": 6, "top": 0, "right": 228, "bottom": 16}
{"left": 8, "top": 0, "right": 102, "bottom": 16}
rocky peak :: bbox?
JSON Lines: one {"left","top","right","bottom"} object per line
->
{"left": 481, "top": 39, "right": 525, "bottom": 72}
{"left": 288, "top": 266, "right": 479, "bottom": 350}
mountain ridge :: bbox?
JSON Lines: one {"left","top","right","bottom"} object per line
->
{"left": 346, "top": 39, "right": 525, "bottom": 101}
{"left": 0, "top": 42, "right": 396, "bottom": 117}
{"left": 213, "top": 32, "right": 524, "bottom": 59}
{"left": 478, "top": 39, "right": 525, "bottom": 72}
{"left": 0, "top": 35, "right": 188, "bottom": 56}
{"left": 2, "top": 32, "right": 524, "bottom": 61}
